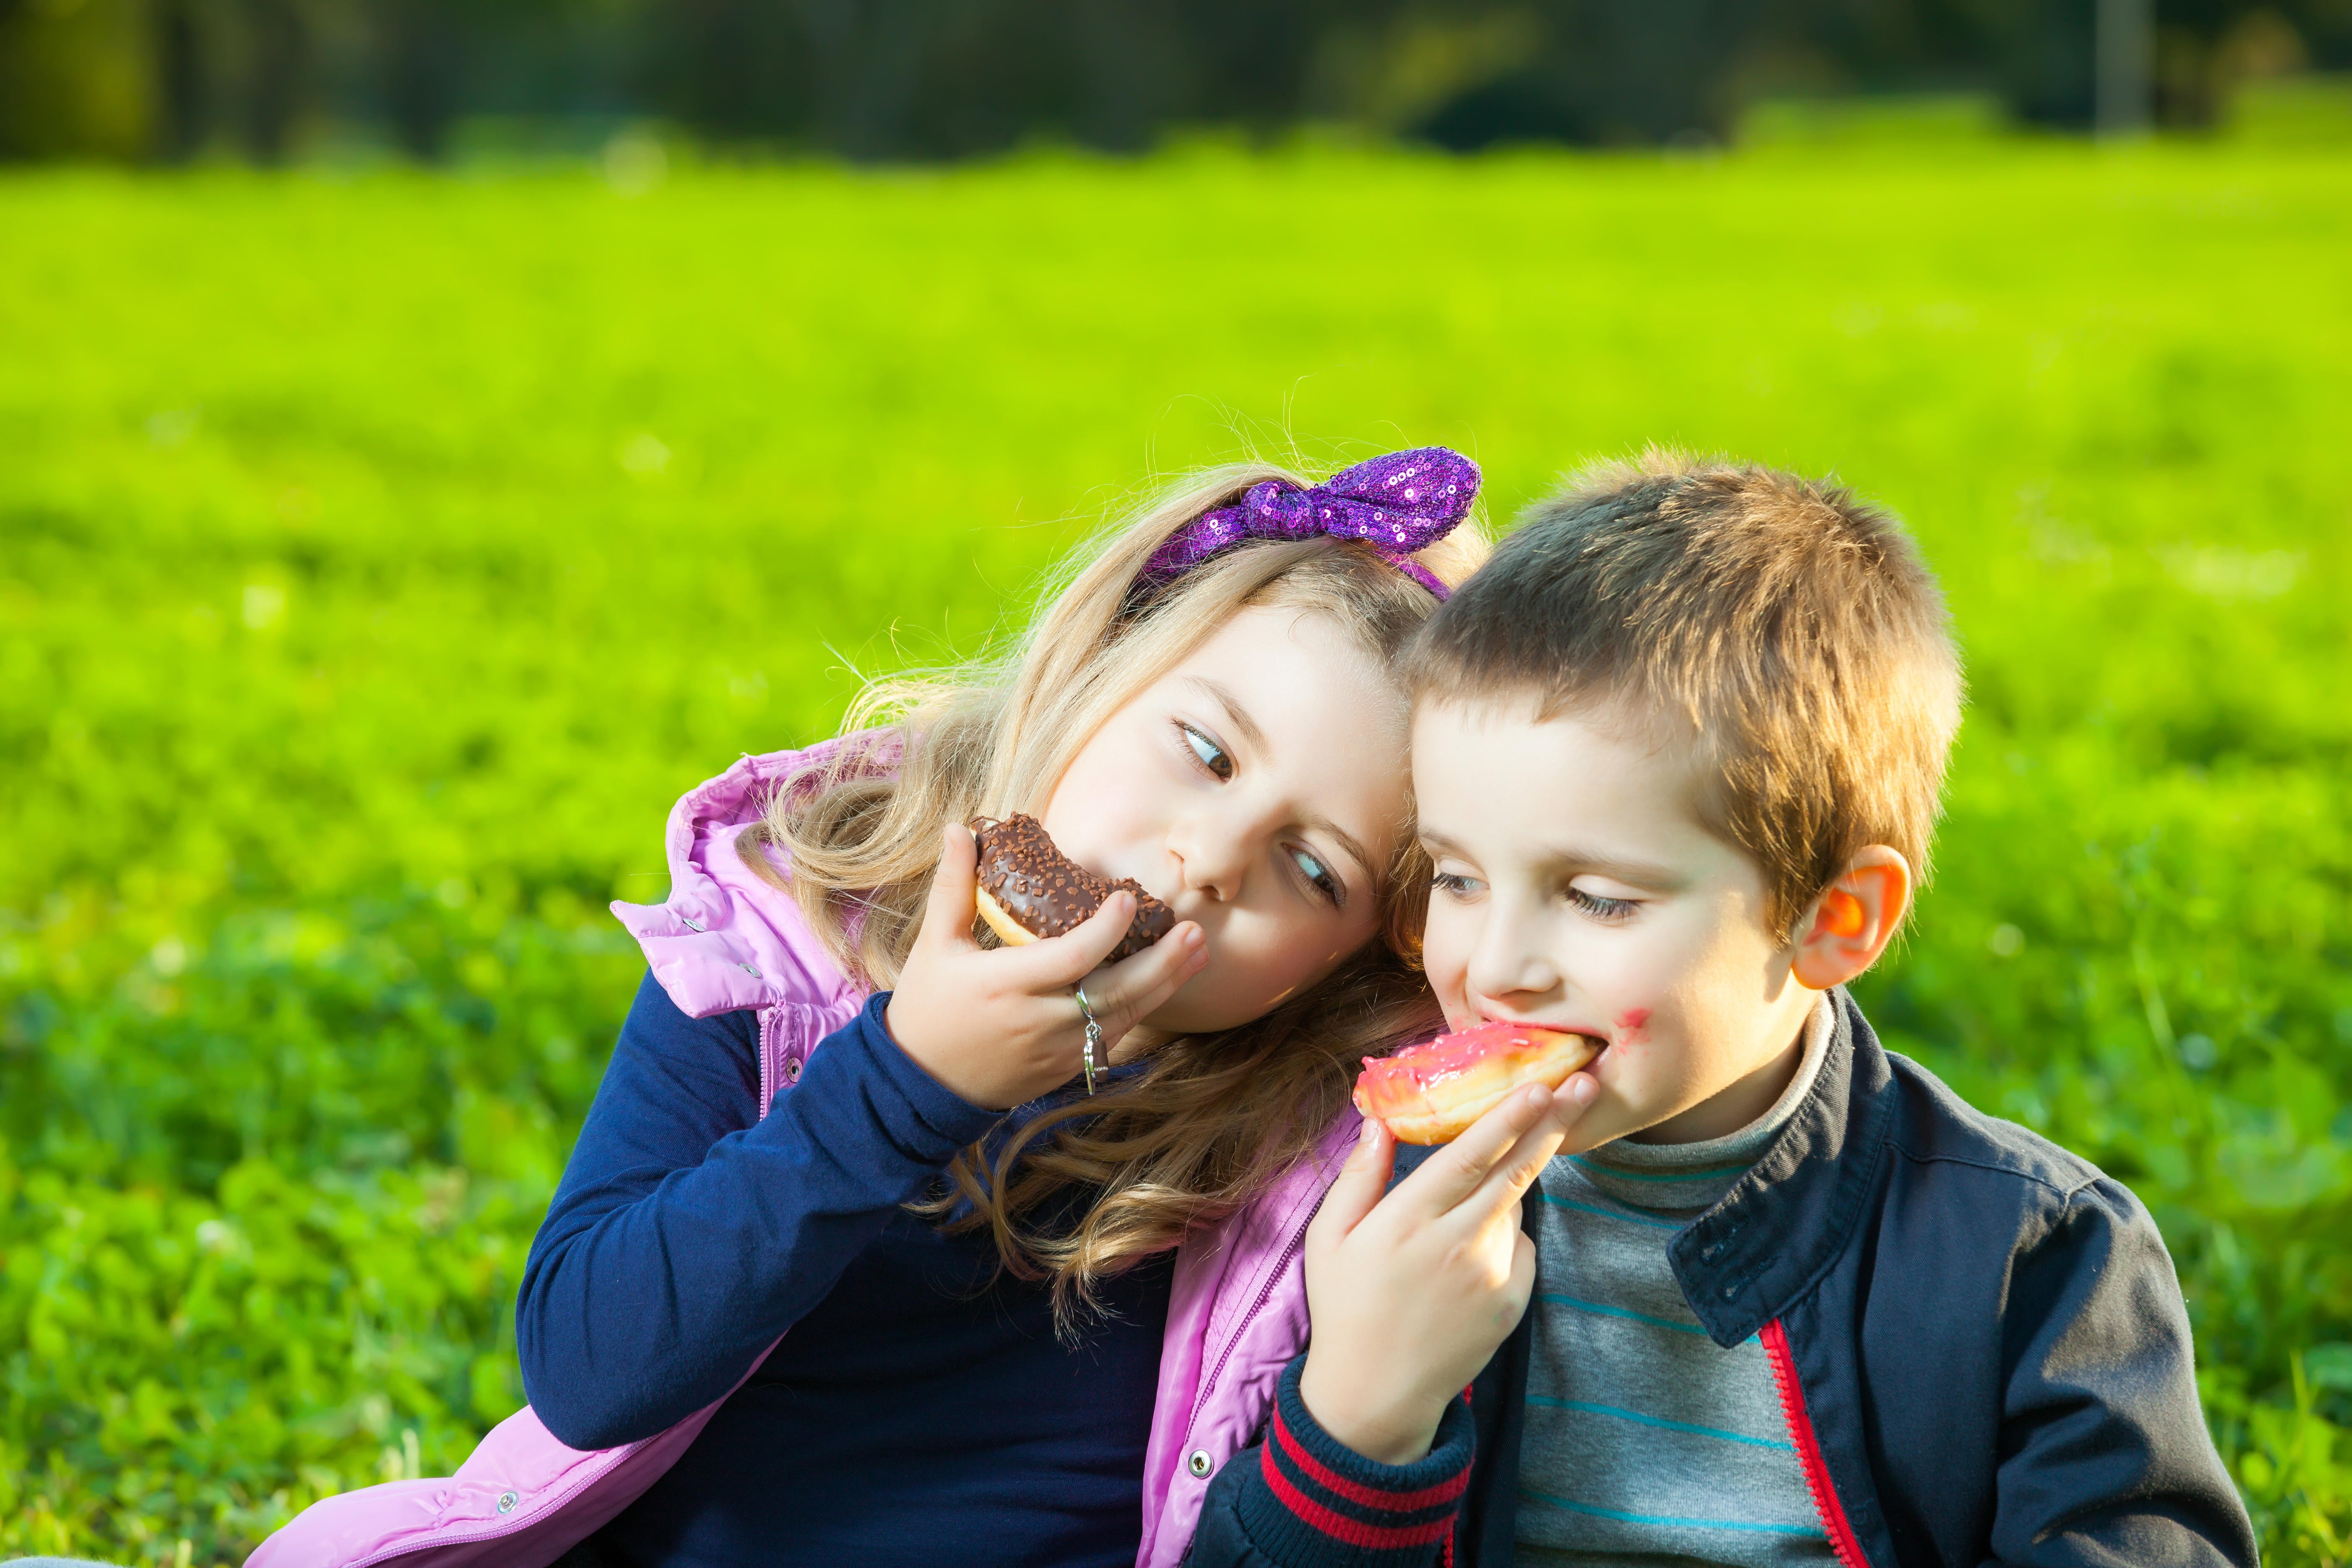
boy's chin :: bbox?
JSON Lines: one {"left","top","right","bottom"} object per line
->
{"left": 1555, "top": 1096, "right": 1645, "bottom": 1155}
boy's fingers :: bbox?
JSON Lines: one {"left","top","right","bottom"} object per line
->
{"left": 1310, "top": 1116, "right": 1394, "bottom": 1246}
{"left": 1457, "top": 1114, "right": 1571, "bottom": 1230}
{"left": 1542, "top": 1070, "right": 1602, "bottom": 1135}
{"left": 916, "top": 825, "right": 982, "bottom": 953}
{"left": 1506, "top": 1230, "right": 1538, "bottom": 1310}
{"left": 1448, "top": 1072, "right": 1597, "bottom": 1230}
{"left": 1390, "top": 1083, "right": 1552, "bottom": 1217}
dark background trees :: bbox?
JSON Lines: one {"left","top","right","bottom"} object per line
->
{"left": 1, "top": 0, "right": 2346, "bottom": 162}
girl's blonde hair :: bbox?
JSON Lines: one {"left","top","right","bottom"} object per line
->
{"left": 747, "top": 460, "right": 1488, "bottom": 1319}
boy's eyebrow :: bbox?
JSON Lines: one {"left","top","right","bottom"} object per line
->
{"left": 1185, "top": 676, "right": 1269, "bottom": 754}
{"left": 1548, "top": 848, "right": 1689, "bottom": 891}
{"left": 1421, "top": 828, "right": 1687, "bottom": 892}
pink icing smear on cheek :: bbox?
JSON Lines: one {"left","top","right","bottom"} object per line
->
{"left": 1614, "top": 1007, "right": 1651, "bottom": 1043}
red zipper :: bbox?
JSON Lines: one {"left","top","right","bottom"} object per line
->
{"left": 1760, "top": 1318, "right": 1868, "bottom": 1568}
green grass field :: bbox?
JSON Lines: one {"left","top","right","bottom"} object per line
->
{"left": 3, "top": 141, "right": 2349, "bottom": 1563}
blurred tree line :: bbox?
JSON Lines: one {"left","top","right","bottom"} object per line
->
{"left": 0, "top": 0, "right": 2347, "bottom": 162}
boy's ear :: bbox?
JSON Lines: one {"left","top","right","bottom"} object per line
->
{"left": 1791, "top": 847, "right": 1912, "bottom": 991}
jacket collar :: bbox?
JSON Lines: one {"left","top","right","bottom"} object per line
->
{"left": 1666, "top": 988, "right": 1898, "bottom": 1348}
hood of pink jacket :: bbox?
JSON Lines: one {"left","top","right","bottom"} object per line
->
{"left": 248, "top": 743, "right": 1353, "bottom": 1568}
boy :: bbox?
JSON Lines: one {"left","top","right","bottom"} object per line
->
{"left": 1192, "top": 454, "right": 2255, "bottom": 1566}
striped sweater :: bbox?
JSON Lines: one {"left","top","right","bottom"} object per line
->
{"left": 1219, "top": 999, "right": 1834, "bottom": 1566}
{"left": 1515, "top": 996, "right": 1837, "bottom": 1562}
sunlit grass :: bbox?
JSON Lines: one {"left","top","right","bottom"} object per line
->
{"left": 3, "top": 141, "right": 2347, "bottom": 1562}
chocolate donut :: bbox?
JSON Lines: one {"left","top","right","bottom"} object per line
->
{"left": 970, "top": 814, "right": 1176, "bottom": 962}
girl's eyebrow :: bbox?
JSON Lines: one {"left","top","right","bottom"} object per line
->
{"left": 1183, "top": 676, "right": 1268, "bottom": 754}
{"left": 1313, "top": 818, "right": 1378, "bottom": 889}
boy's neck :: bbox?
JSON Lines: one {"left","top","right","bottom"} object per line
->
{"left": 1626, "top": 1001, "right": 1816, "bottom": 1146}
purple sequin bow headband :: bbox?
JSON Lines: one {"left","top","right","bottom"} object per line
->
{"left": 1139, "top": 446, "right": 1480, "bottom": 600}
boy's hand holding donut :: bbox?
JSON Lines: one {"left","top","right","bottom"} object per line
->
{"left": 1297, "top": 1077, "right": 1596, "bottom": 1465}
{"left": 885, "top": 823, "right": 1206, "bottom": 1111}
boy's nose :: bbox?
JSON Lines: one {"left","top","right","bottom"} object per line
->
{"left": 1467, "top": 906, "right": 1560, "bottom": 1002}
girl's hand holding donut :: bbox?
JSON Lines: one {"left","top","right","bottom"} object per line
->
{"left": 885, "top": 824, "right": 1207, "bottom": 1111}
{"left": 1297, "top": 1075, "right": 1597, "bottom": 1465}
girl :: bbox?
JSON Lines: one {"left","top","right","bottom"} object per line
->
{"left": 249, "top": 446, "right": 1487, "bottom": 1568}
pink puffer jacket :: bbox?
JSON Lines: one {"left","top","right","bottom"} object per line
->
{"left": 247, "top": 745, "right": 1356, "bottom": 1568}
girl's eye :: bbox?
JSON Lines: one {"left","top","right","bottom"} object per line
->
{"left": 1180, "top": 723, "right": 1234, "bottom": 781}
{"left": 1430, "top": 872, "right": 1483, "bottom": 899}
{"left": 1567, "top": 886, "right": 1639, "bottom": 923}
{"left": 1290, "top": 846, "right": 1340, "bottom": 906}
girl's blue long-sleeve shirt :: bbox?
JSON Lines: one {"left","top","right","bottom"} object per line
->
{"left": 517, "top": 973, "right": 1171, "bottom": 1568}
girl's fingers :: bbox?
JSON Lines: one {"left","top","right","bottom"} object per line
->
{"left": 1000, "top": 888, "right": 1144, "bottom": 990}
{"left": 1084, "top": 920, "right": 1204, "bottom": 1028}
{"left": 1390, "top": 1082, "right": 1554, "bottom": 1219}
{"left": 916, "top": 825, "right": 982, "bottom": 954}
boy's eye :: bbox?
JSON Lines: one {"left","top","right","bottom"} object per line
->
{"left": 1290, "top": 846, "right": 1340, "bottom": 905}
{"left": 1179, "top": 722, "right": 1234, "bottom": 781}
{"left": 1566, "top": 886, "right": 1638, "bottom": 923}
{"left": 1430, "top": 871, "right": 1483, "bottom": 898}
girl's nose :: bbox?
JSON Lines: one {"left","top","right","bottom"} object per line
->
{"left": 1166, "top": 814, "right": 1250, "bottom": 904}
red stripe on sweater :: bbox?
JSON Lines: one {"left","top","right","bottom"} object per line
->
{"left": 1259, "top": 1439, "right": 1460, "bottom": 1549}
{"left": 1270, "top": 1403, "right": 1472, "bottom": 1513}
{"left": 1761, "top": 1318, "right": 1869, "bottom": 1568}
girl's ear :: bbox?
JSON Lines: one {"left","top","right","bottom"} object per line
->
{"left": 1791, "top": 847, "right": 1912, "bottom": 990}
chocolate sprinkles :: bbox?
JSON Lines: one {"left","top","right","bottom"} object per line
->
{"left": 972, "top": 814, "right": 1176, "bottom": 962}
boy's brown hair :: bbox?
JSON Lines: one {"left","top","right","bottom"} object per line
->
{"left": 1406, "top": 449, "right": 1964, "bottom": 939}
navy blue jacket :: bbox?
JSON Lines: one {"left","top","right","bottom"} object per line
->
{"left": 1193, "top": 990, "right": 2259, "bottom": 1568}
{"left": 519, "top": 976, "right": 1170, "bottom": 1568}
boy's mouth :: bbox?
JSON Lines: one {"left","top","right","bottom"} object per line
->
{"left": 1478, "top": 1012, "right": 1610, "bottom": 1068}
